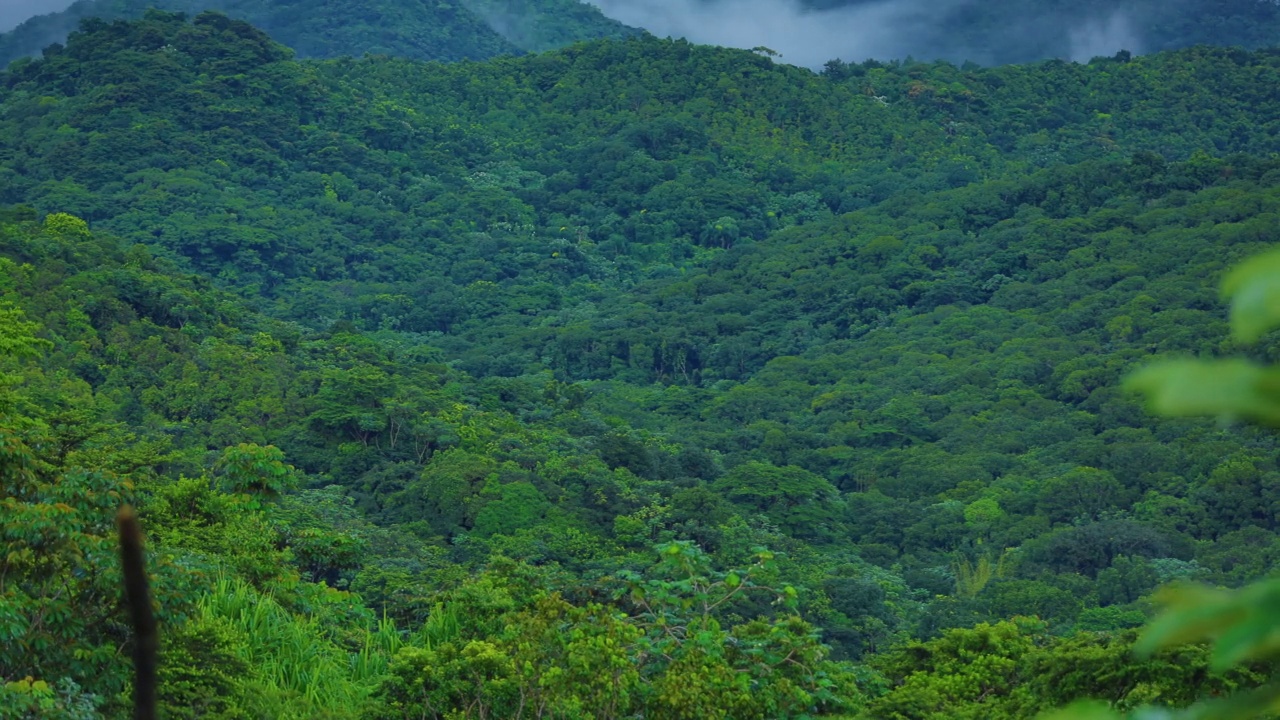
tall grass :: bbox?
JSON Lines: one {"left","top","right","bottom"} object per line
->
{"left": 352, "top": 613, "right": 404, "bottom": 678}
{"left": 199, "top": 576, "right": 403, "bottom": 719}
{"left": 417, "top": 601, "right": 462, "bottom": 648}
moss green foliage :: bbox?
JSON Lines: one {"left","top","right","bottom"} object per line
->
{"left": 869, "top": 619, "right": 1263, "bottom": 719}
{"left": 374, "top": 545, "right": 856, "bottom": 719}
{"left": 5, "top": 10, "right": 1280, "bottom": 718}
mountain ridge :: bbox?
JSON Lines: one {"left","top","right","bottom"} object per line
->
{"left": 7, "top": 0, "right": 1280, "bottom": 73}
{"left": 0, "top": 0, "right": 639, "bottom": 70}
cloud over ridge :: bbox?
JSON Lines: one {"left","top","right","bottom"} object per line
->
{"left": 590, "top": 0, "right": 1144, "bottom": 68}
{"left": 3, "top": 0, "right": 1150, "bottom": 69}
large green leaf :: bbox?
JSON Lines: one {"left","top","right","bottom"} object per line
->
{"left": 1175, "top": 683, "right": 1280, "bottom": 720}
{"left": 1133, "top": 584, "right": 1240, "bottom": 657}
{"left": 1222, "top": 248, "right": 1280, "bottom": 343}
{"left": 1124, "top": 360, "right": 1280, "bottom": 425}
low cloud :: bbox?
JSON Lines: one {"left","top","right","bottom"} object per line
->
{"left": 590, "top": 0, "right": 950, "bottom": 68}
{"left": 1068, "top": 11, "right": 1142, "bottom": 62}
{"left": 589, "top": 0, "right": 1145, "bottom": 68}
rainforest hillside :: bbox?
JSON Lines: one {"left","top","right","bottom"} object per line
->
{"left": 5, "top": 10, "right": 1280, "bottom": 720}
{"left": 0, "top": 0, "right": 638, "bottom": 70}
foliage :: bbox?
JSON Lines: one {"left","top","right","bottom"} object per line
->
{"left": 1049, "top": 246, "right": 1280, "bottom": 717}
{"left": 215, "top": 442, "right": 298, "bottom": 500}
{"left": 0, "top": 677, "right": 100, "bottom": 720}
{"left": 3, "top": 10, "right": 1280, "bottom": 718}
{"left": 374, "top": 545, "right": 858, "bottom": 719}
{"left": 870, "top": 620, "right": 1262, "bottom": 720}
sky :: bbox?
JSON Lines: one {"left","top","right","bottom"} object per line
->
{"left": 0, "top": 0, "right": 76, "bottom": 33}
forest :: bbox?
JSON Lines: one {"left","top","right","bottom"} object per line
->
{"left": 5, "top": 6, "right": 1280, "bottom": 719}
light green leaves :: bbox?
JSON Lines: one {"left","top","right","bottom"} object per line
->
{"left": 214, "top": 443, "right": 299, "bottom": 501}
{"left": 1135, "top": 580, "right": 1280, "bottom": 672}
{"left": 1125, "top": 360, "right": 1280, "bottom": 425}
{"left": 0, "top": 303, "right": 51, "bottom": 361}
{"left": 1126, "top": 246, "right": 1280, "bottom": 425}
{"left": 1223, "top": 248, "right": 1280, "bottom": 343}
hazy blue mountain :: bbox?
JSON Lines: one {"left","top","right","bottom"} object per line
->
{"left": 465, "top": 0, "right": 640, "bottom": 52}
{"left": 0, "top": 0, "right": 568, "bottom": 68}
{"left": 7, "top": 0, "right": 1277, "bottom": 72}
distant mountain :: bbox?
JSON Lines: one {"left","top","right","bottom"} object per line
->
{"left": 0, "top": 0, "right": 638, "bottom": 69}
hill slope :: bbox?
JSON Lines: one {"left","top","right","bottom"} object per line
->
{"left": 6, "top": 12, "right": 1280, "bottom": 719}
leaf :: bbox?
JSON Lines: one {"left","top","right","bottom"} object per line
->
{"left": 1124, "top": 360, "right": 1280, "bottom": 425}
{"left": 1134, "top": 584, "right": 1241, "bottom": 656}
{"left": 724, "top": 572, "right": 740, "bottom": 588}
{"left": 1205, "top": 579, "right": 1280, "bottom": 669}
{"left": 1223, "top": 248, "right": 1280, "bottom": 343}
{"left": 1174, "top": 682, "right": 1280, "bottom": 720}
{"left": 1209, "top": 611, "right": 1280, "bottom": 670}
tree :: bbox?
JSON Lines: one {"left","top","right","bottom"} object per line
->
{"left": 0, "top": 306, "right": 204, "bottom": 711}
{"left": 471, "top": 481, "right": 550, "bottom": 538}
{"left": 621, "top": 542, "right": 859, "bottom": 719}
{"left": 713, "top": 461, "right": 842, "bottom": 542}
{"left": 214, "top": 442, "right": 298, "bottom": 501}
{"left": 1036, "top": 467, "right": 1125, "bottom": 525}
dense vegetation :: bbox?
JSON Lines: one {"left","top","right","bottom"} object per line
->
{"left": 0, "top": 0, "right": 638, "bottom": 70}
{"left": 5, "top": 9, "right": 1280, "bottom": 719}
